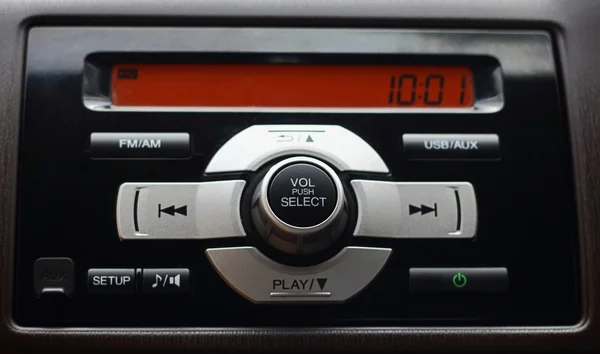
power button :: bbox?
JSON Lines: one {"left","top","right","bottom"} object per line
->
{"left": 410, "top": 268, "right": 508, "bottom": 293}
{"left": 452, "top": 272, "right": 468, "bottom": 288}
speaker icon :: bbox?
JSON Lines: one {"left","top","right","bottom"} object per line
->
{"left": 169, "top": 274, "right": 181, "bottom": 287}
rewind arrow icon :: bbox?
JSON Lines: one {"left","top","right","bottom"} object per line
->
{"left": 158, "top": 204, "right": 188, "bottom": 218}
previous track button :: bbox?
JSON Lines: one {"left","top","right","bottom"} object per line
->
{"left": 116, "top": 181, "right": 247, "bottom": 240}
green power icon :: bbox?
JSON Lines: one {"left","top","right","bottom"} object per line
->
{"left": 452, "top": 272, "right": 468, "bottom": 288}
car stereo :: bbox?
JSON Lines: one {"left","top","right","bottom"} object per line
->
{"left": 16, "top": 27, "right": 579, "bottom": 327}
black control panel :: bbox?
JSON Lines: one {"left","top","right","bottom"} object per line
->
{"left": 16, "top": 27, "right": 579, "bottom": 327}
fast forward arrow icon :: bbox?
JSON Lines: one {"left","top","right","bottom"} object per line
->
{"left": 409, "top": 203, "right": 438, "bottom": 217}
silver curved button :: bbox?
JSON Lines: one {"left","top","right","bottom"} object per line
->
{"left": 204, "top": 125, "right": 389, "bottom": 174}
{"left": 352, "top": 181, "right": 477, "bottom": 239}
{"left": 117, "top": 181, "right": 246, "bottom": 239}
{"left": 206, "top": 246, "right": 391, "bottom": 303}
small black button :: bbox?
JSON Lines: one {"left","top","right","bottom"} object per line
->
{"left": 142, "top": 268, "right": 190, "bottom": 294}
{"left": 34, "top": 258, "right": 74, "bottom": 297}
{"left": 88, "top": 269, "right": 136, "bottom": 294}
{"left": 90, "top": 133, "right": 190, "bottom": 158}
{"left": 403, "top": 134, "right": 500, "bottom": 160}
{"left": 410, "top": 268, "right": 508, "bottom": 293}
{"left": 268, "top": 163, "right": 337, "bottom": 227}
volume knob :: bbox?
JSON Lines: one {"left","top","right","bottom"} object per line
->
{"left": 251, "top": 157, "right": 347, "bottom": 255}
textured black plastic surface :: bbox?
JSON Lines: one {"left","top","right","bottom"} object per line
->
{"left": 1, "top": 1, "right": 600, "bottom": 352}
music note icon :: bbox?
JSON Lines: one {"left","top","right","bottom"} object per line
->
{"left": 151, "top": 274, "right": 162, "bottom": 288}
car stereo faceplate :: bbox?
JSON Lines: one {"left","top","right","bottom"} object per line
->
{"left": 15, "top": 27, "right": 579, "bottom": 327}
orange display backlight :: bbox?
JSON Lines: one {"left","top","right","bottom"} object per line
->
{"left": 111, "top": 64, "right": 474, "bottom": 109}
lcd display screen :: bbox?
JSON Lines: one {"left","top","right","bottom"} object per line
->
{"left": 111, "top": 64, "right": 474, "bottom": 109}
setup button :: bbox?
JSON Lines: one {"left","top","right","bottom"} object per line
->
{"left": 87, "top": 269, "right": 136, "bottom": 294}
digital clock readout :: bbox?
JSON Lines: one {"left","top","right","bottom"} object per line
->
{"left": 111, "top": 64, "right": 474, "bottom": 109}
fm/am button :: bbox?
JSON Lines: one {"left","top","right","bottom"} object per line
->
{"left": 352, "top": 181, "right": 477, "bottom": 239}
{"left": 90, "top": 133, "right": 190, "bottom": 158}
{"left": 206, "top": 246, "right": 391, "bottom": 303}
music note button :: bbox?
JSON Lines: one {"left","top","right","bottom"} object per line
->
{"left": 142, "top": 268, "right": 190, "bottom": 294}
